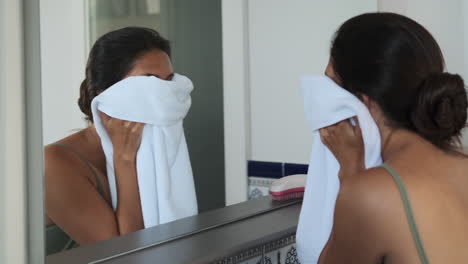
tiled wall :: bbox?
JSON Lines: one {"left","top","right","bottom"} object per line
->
{"left": 215, "top": 234, "right": 301, "bottom": 264}
{"left": 214, "top": 162, "right": 307, "bottom": 263}
{"left": 248, "top": 161, "right": 308, "bottom": 200}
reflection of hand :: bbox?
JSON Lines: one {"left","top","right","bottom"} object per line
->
{"left": 319, "top": 117, "right": 365, "bottom": 182}
{"left": 99, "top": 112, "right": 144, "bottom": 162}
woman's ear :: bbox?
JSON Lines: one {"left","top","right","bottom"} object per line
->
{"left": 361, "top": 95, "right": 386, "bottom": 125}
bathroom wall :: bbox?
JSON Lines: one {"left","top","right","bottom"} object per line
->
{"left": 247, "top": 0, "right": 377, "bottom": 164}
{"left": 0, "top": 1, "right": 28, "bottom": 263}
{"left": 0, "top": 3, "right": 6, "bottom": 260}
{"left": 40, "top": 0, "right": 88, "bottom": 145}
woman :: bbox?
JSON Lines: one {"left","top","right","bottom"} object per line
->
{"left": 45, "top": 27, "right": 174, "bottom": 255}
{"left": 317, "top": 13, "right": 468, "bottom": 263}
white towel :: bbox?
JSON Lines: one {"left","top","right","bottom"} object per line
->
{"left": 296, "top": 75, "right": 382, "bottom": 263}
{"left": 91, "top": 73, "right": 198, "bottom": 228}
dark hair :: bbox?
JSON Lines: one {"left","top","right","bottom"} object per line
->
{"left": 331, "top": 12, "right": 467, "bottom": 150}
{"left": 78, "top": 27, "right": 171, "bottom": 122}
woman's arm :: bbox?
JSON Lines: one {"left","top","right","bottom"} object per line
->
{"left": 102, "top": 113, "right": 145, "bottom": 234}
{"left": 317, "top": 118, "right": 395, "bottom": 263}
{"left": 45, "top": 115, "right": 144, "bottom": 245}
{"left": 113, "top": 155, "right": 144, "bottom": 234}
{"left": 318, "top": 170, "right": 390, "bottom": 264}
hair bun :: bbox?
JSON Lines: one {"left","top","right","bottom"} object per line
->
{"left": 411, "top": 72, "right": 467, "bottom": 149}
{"left": 78, "top": 77, "right": 94, "bottom": 122}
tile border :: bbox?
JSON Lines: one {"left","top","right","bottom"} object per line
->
{"left": 213, "top": 234, "right": 297, "bottom": 264}
{"left": 248, "top": 161, "right": 308, "bottom": 178}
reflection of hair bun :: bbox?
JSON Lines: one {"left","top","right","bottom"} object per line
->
{"left": 78, "top": 77, "right": 95, "bottom": 122}
{"left": 411, "top": 73, "right": 467, "bottom": 149}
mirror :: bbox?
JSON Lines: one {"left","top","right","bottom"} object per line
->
{"left": 37, "top": 0, "right": 468, "bottom": 259}
{"left": 42, "top": 0, "right": 225, "bottom": 256}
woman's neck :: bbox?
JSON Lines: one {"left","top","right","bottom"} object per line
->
{"left": 83, "top": 125, "right": 106, "bottom": 163}
{"left": 379, "top": 126, "right": 415, "bottom": 162}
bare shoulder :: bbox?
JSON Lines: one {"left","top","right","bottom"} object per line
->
{"left": 339, "top": 166, "right": 399, "bottom": 206}
{"left": 319, "top": 167, "right": 407, "bottom": 262}
{"left": 335, "top": 167, "right": 404, "bottom": 238}
{"left": 44, "top": 139, "right": 99, "bottom": 215}
{"left": 45, "top": 143, "right": 81, "bottom": 176}
{"left": 44, "top": 139, "right": 94, "bottom": 189}
{"left": 44, "top": 130, "right": 90, "bottom": 178}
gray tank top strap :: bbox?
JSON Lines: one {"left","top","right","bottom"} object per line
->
{"left": 46, "top": 224, "right": 78, "bottom": 255}
{"left": 381, "top": 163, "right": 429, "bottom": 264}
{"left": 52, "top": 142, "right": 106, "bottom": 198}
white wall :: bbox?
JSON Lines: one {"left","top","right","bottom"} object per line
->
{"left": 222, "top": 0, "right": 251, "bottom": 205}
{"left": 379, "top": 0, "right": 468, "bottom": 148}
{"left": 223, "top": 0, "right": 378, "bottom": 204}
{"left": 247, "top": 0, "right": 377, "bottom": 163}
{"left": 0, "top": 0, "right": 28, "bottom": 263}
{"left": 40, "top": 0, "right": 88, "bottom": 145}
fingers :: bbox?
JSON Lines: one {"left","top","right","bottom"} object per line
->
{"left": 319, "top": 118, "right": 356, "bottom": 145}
{"left": 319, "top": 128, "right": 328, "bottom": 145}
{"left": 98, "top": 112, "right": 144, "bottom": 134}
{"left": 335, "top": 119, "right": 353, "bottom": 138}
{"left": 319, "top": 128, "right": 331, "bottom": 151}
{"left": 131, "top": 122, "right": 145, "bottom": 134}
{"left": 352, "top": 116, "right": 362, "bottom": 137}
{"left": 320, "top": 126, "right": 336, "bottom": 148}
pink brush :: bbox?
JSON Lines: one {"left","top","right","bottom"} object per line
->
{"left": 269, "top": 174, "right": 306, "bottom": 201}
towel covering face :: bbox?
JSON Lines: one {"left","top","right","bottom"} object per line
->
{"left": 297, "top": 75, "right": 382, "bottom": 263}
{"left": 91, "top": 74, "right": 198, "bottom": 228}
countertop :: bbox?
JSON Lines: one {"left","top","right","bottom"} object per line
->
{"left": 46, "top": 196, "right": 302, "bottom": 264}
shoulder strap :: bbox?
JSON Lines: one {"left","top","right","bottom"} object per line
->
{"left": 381, "top": 163, "right": 430, "bottom": 264}
{"left": 52, "top": 143, "right": 106, "bottom": 198}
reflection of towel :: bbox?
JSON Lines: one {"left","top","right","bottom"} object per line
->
{"left": 296, "top": 75, "right": 382, "bottom": 264}
{"left": 91, "top": 74, "right": 198, "bottom": 228}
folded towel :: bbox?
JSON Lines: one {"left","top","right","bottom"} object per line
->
{"left": 91, "top": 74, "right": 198, "bottom": 228}
{"left": 296, "top": 75, "right": 382, "bottom": 263}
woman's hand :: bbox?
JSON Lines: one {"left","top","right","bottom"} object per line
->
{"left": 99, "top": 112, "right": 145, "bottom": 233}
{"left": 319, "top": 117, "right": 365, "bottom": 182}
{"left": 100, "top": 112, "right": 145, "bottom": 162}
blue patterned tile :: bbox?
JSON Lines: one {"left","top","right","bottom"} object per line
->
{"left": 256, "top": 255, "right": 273, "bottom": 264}
{"left": 249, "top": 188, "right": 264, "bottom": 200}
{"left": 285, "top": 246, "right": 300, "bottom": 264}
{"left": 248, "top": 177, "right": 275, "bottom": 200}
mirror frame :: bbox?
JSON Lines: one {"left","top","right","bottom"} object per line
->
{"left": 24, "top": 0, "right": 45, "bottom": 263}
